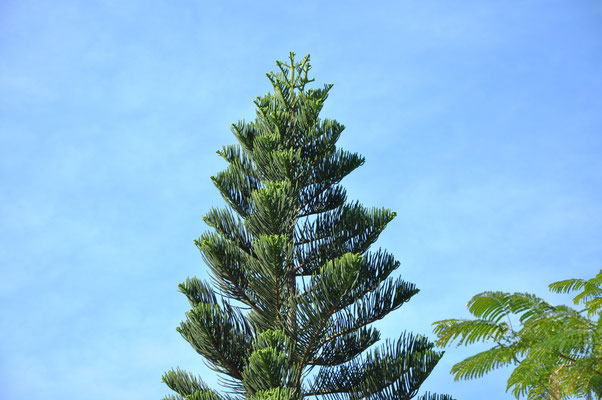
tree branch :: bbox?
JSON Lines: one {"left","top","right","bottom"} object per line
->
{"left": 296, "top": 182, "right": 335, "bottom": 217}
{"left": 557, "top": 353, "right": 602, "bottom": 377}
{"left": 297, "top": 296, "right": 345, "bottom": 390}
{"left": 223, "top": 270, "right": 261, "bottom": 314}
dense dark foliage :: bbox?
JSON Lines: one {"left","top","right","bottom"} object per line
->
{"left": 163, "top": 53, "right": 450, "bottom": 400}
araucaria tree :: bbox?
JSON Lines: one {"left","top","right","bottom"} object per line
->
{"left": 163, "top": 54, "right": 449, "bottom": 400}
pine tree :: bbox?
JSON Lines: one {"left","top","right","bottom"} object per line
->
{"left": 163, "top": 53, "right": 450, "bottom": 400}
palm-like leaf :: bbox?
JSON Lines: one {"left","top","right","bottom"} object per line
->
{"left": 450, "top": 346, "right": 518, "bottom": 381}
{"left": 432, "top": 318, "right": 509, "bottom": 347}
{"left": 433, "top": 270, "right": 602, "bottom": 399}
{"left": 550, "top": 269, "right": 602, "bottom": 317}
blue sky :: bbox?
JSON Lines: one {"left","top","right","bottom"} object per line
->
{"left": 1, "top": 1, "right": 601, "bottom": 399}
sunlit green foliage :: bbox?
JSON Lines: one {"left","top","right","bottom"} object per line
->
{"left": 433, "top": 270, "right": 602, "bottom": 399}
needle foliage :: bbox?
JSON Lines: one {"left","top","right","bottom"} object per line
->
{"left": 162, "top": 53, "right": 450, "bottom": 400}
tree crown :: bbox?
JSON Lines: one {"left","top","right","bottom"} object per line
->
{"left": 163, "top": 53, "right": 450, "bottom": 400}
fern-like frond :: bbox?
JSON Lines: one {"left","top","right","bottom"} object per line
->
{"left": 449, "top": 346, "right": 518, "bottom": 381}
{"left": 466, "top": 291, "right": 515, "bottom": 323}
{"left": 549, "top": 278, "right": 587, "bottom": 295}
{"left": 508, "top": 293, "right": 555, "bottom": 323}
{"left": 506, "top": 351, "right": 560, "bottom": 400}
{"left": 436, "top": 269, "right": 601, "bottom": 399}
{"left": 550, "top": 269, "right": 602, "bottom": 317}
{"left": 466, "top": 291, "right": 552, "bottom": 325}
{"left": 432, "top": 318, "right": 508, "bottom": 347}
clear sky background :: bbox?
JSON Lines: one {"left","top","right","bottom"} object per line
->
{"left": 1, "top": 1, "right": 601, "bottom": 399}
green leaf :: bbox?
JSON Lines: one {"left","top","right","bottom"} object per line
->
{"left": 432, "top": 318, "right": 508, "bottom": 347}
{"left": 177, "top": 302, "right": 252, "bottom": 380}
{"left": 161, "top": 367, "right": 209, "bottom": 397}
{"left": 309, "top": 326, "right": 381, "bottom": 367}
{"left": 248, "top": 387, "right": 295, "bottom": 400}
{"left": 295, "top": 204, "right": 396, "bottom": 275}
{"left": 195, "top": 233, "right": 255, "bottom": 306}
{"left": 307, "top": 333, "right": 442, "bottom": 400}
{"left": 450, "top": 346, "right": 517, "bottom": 381}
{"left": 178, "top": 278, "right": 218, "bottom": 308}
{"left": 246, "top": 181, "right": 297, "bottom": 237}
{"left": 245, "top": 234, "right": 294, "bottom": 330}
